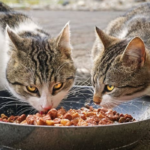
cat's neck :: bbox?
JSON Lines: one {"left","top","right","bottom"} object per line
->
{"left": 12, "top": 19, "right": 48, "bottom": 39}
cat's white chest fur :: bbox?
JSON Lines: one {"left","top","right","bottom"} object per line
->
{"left": 0, "top": 27, "right": 10, "bottom": 90}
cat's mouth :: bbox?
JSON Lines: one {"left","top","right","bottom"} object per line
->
{"left": 41, "top": 105, "right": 53, "bottom": 112}
{"left": 93, "top": 94, "right": 123, "bottom": 109}
{"left": 27, "top": 90, "right": 69, "bottom": 112}
{"left": 93, "top": 94, "right": 115, "bottom": 109}
{"left": 99, "top": 103, "right": 119, "bottom": 109}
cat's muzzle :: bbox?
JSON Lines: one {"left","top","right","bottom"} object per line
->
{"left": 93, "top": 95, "right": 102, "bottom": 104}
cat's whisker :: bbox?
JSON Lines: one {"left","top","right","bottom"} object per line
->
{"left": 0, "top": 102, "right": 29, "bottom": 109}
{"left": 68, "top": 91, "right": 94, "bottom": 97}
{"left": 71, "top": 86, "right": 93, "bottom": 92}
{"left": 16, "top": 106, "right": 33, "bottom": 115}
{"left": 69, "top": 89, "right": 93, "bottom": 97}
{"left": 29, "top": 108, "right": 37, "bottom": 114}
{"left": 60, "top": 103, "right": 76, "bottom": 109}
{"left": 0, "top": 95, "right": 23, "bottom": 100}
{"left": 74, "top": 76, "right": 90, "bottom": 80}
{"left": 4, "top": 97, "right": 27, "bottom": 104}
{"left": 0, "top": 100, "right": 22, "bottom": 105}
{"left": 0, "top": 97, "right": 17, "bottom": 101}
{"left": 68, "top": 88, "right": 84, "bottom": 94}
{"left": 68, "top": 89, "right": 90, "bottom": 95}
{"left": 127, "top": 103, "right": 141, "bottom": 110}
{"left": 0, "top": 101, "right": 28, "bottom": 106}
{"left": 61, "top": 101, "right": 85, "bottom": 104}
{"left": 5, "top": 95, "right": 28, "bottom": 103}
{"left": 75, "top": 77, "right": 91, "bottom": 86}
{"left": 67, "top": 91, "right": 93, "bottom": 100}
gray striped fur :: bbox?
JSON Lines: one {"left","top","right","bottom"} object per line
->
{"left": 0, "top": 2, "right": 76, "bottom": 111}
{"left": 92, "top": 3, "right": 150, "bottom": 108}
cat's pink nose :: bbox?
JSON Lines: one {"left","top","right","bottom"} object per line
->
{"left": 43, "top": 106, "right": 52, "bottom": 111}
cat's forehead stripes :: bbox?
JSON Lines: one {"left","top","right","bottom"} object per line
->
{"left": 95, "top": 40, "right": 128, "bottom": 83}
{"left": 28, "top": 39, "right": 55, "bottom": 84}
{"left": 27, "top": 39, "right": 74, "bottom": 85}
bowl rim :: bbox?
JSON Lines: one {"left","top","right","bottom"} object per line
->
{"left": 0, "top": 118, "right": 149, "bottom": 129}
{"left": 0, "top": 85, "right": 150, "bottom": 129}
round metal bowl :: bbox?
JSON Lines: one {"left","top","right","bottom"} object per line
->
{"left": 0, "top": 86, "right": 150, "bottom": 150}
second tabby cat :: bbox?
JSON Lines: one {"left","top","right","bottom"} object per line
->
{"left": 92, "top": 3, "right": 150, "bottom": 108}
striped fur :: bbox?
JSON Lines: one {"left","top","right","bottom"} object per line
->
{"left": 92, "top": 3, "right": 150, "bottom": 108}
{"left": 0, "top": 3, "right": 76, "bottom": 111}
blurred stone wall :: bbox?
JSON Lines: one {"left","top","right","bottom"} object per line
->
{"left": 1, "top": 0, "right": 150, "bottom": 10}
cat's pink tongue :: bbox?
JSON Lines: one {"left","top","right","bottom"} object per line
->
{"left": 39, "top": 111, "right": 44, "bottom": 115}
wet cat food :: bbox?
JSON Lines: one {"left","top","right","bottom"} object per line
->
{"left": 0, "top": 106, "right": 135, "bottom": 126}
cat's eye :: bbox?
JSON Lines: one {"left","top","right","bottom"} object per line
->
{"left": 106, "top": 85, "right": 114, "bottom": 92}
{"left": 26, "top": 86, "right": 38, "bottom": 93}
{"left": 53, "top": 83, "right": 63, "bottom": 90}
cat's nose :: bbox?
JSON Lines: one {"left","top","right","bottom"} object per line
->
{"left": 42, "top": 106, "right": 52, "bottom": 111}
{"left": 93, "top": 94, "right": 102, "bottom": 104}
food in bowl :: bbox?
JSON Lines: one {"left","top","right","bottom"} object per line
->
{"left": 0, "top": 106, "right": 135, "bottom": 126}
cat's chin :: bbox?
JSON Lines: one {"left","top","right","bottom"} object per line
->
{"left": 99, "top": 103, "right": 118, "bottom": 109}
{"left": 100, "top": 91, "right": 147, "bottom": 109}
{"left": 99, "top": 95, "right": 118, "bottom": 109}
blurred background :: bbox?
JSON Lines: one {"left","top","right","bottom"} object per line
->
{"left": 1, "top": 0, "right": 149, "bottom": 85}
{"left": 1, "top": 0, "right": 149, "bottom": 10}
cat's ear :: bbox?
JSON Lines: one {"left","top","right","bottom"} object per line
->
{"left": 121, "top": 37, "right": 145, "bottom": 68}
{"left": 6, "top": 25, "right": 30, "bottom": 51}
{"left": 56, "top": 22, "right": 72, "bottom": 55}
{"left": 95, "top": 26, "right": 119, "bottom": 49}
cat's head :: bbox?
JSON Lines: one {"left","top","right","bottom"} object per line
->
{"left": 6, "top": 23, "right": 76, "bottom": 112}
{"left": 92, "top": 27, "right": 150, "bottom": 108}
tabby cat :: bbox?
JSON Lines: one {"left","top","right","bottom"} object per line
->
{"left": 92, "top": 3, "right": 150, "bottom": 108}
{"left": 0, "top": 3, "right": 76, "bottom": 111}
